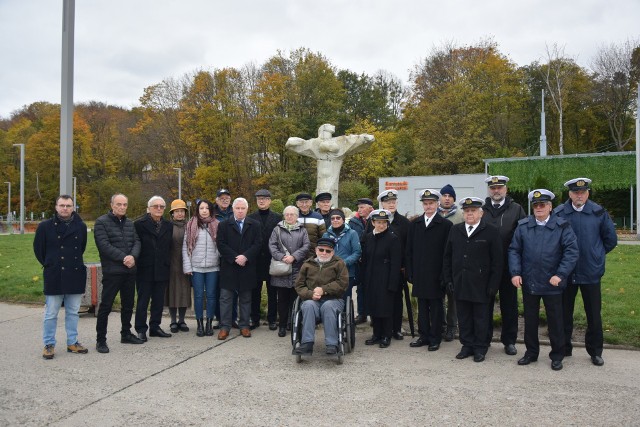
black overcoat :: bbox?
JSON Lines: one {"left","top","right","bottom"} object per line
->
{"left": 217, "top": 217, "right": 262, "bottom": 292}
{"left": 443, "top": 222, "right": 503, "bottom": 303}
{"left": 134, "top": 214, "right": 173, "bottom": 282}
{"left": 362, "top": 229, "right": 402, "bottom": 317}
{"left": 248, "top": 209, "right": 282, "bottom": 280}
{"left": 406, "top": 214, "right": 452, "bottom": 299}
{"left": 33, "top": 213, "right": 87, "bottom": 295}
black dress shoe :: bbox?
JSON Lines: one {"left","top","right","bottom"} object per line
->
{"left": 96, "top": 341, "right": 109, "bottom": 353}
{"left": 365, "top": 336, "right": 381, "bottom": 345}
{"left": 150, "top": 328, "right": 172, "bottom": 338}
{"left": 170, "top": 322, "right": 179, "bottom": 333}
{"left": 268, "top": 322, "right": 277, "bottom": 331}
{"left": 409, "top": 337, "right": 427, "bottom": 348}
{"left": 278, "top": 327, "right": 286, "bottom": 337}
{"left": 473, "top": 353, "right": 485, "bottom": 362}
{"left": 551, "top": 360, "right": 563, "bottom": 371}
{"left": 504, "top": 344, "right": 517, "bottom": 356}
{"left": 393, "top": 331, "right": 404, "bottom": 340}
{"left": 355, "top": 315, "right": 368, "bottom": 325}
{"left": 178, "top": 322, "right": 189, "bottom": 332}
{"left": 444, "top": 329, "right": 455, "bottom": 342}
{"left": 456, "top": 350, "right": 472, "bottom": 359}
{"left": 518, "top": 355, "right": 538, "bottom": 365}
{"left": 121, "top": 333, "right": 144, "bottom": 344}
{"left": 249, "top": 320, "right": 260, "bottom": 330}
{"left": 137, "top": 332, "right": 148, "bottom": 342}
{"left": 591, "top": 355, "right": 604, "bottom": 366}
{"left": 428, "top": 344, "right": 440, "bottom": 352}
{"left": 379, "top": 337, "right": 390, "bottom": 348}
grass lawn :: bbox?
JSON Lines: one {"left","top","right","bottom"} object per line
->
{"left": 1, "top": 233, "right": 638, "bottom": 347}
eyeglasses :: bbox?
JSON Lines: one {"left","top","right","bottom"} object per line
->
{"left": 317, "top": 248, "right": 333, "bottom": 253}
{"left": 330, "top": 216, "right": 343, "bottom": 220}
{"left": 150, "top": 205, "right": 166, "bottom": 209}
{"left": 57, "top": 204, "right": 73, "bottom": 208}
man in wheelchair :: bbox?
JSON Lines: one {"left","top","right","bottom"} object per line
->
{"left": 293, "top": 237, "right": 349, "bottom": 355}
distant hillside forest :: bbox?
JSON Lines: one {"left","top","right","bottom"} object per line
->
{"left": 1, "top": 41, "right": 638, "bottom": 220}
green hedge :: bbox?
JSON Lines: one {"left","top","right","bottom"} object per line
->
{"left": 487, "top": 152, "right": 636, "bottom": 193}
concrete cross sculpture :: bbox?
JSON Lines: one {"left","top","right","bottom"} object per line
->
{"left": 286, "top": 124, "right": 374, "bottom": 206}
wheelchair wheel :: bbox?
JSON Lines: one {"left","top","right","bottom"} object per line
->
{"left": 345, "top": 297, "right": 355, "bottom": 352}
{"left": 337, "top": 352, "right": 343, "bottom": 365}
{"left": 296, "top": 354, "right": 302, "bottom": 363}
{"left": 290, "top": 297, "right": 302, "bottom": 347}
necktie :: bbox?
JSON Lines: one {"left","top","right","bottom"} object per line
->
{"left": 493, "top": 204, "right": 500, "bottom": 209}
{"left": 237, "top": 220, "right": 243, "bottom": 232}
{"left": 468, "top": 225, "right": 473, "bottom": 235}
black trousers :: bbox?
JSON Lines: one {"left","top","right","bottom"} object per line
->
{"left": 457, "top": 299, "right": 490, "bottom": 356}
{"left": 251, "top": 278, "right": 275, "bottom": 324}
{"left": 372, "top": 316, "right": 392, "bottom": 339}
{"left": 417, "top": 298, "right": 443, "bottom": 345}
{"left": 487, "top": 274, "right": 519, "bottom": 346}
{"left": 96, "top": 273, "right": 136, "bottom": 343}
{"left": 276, "top": 287, "right": 297, "bottom": 328}
{"left": 523, "top": 292, "right": 564, "bottom": 361}
{"left": 392, "top": 286, "right": 405, "bottom": 333}
{"left": 135, "top": 279, "right": 167, "bottom": 333}
{"left": 442, "top": 289, "right": 457, "bottom": 331}
{"left": 563, "top": 282, "right": 603, "bottom": 357}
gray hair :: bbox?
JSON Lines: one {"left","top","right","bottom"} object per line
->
{"left": 147, "top": 195, "right": 165, "bottom": 207}
{"left": 110, "top": 193, "right": 127, "bottom": 204}
{"left": 232, "top": 197, "right": 249, "bottom": 208}
{"left": 283, "top": 205, "right": 298, "bottom": 216}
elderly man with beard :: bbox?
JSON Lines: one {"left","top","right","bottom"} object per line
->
{"left": 293, "top": 237, "right": 349, "bottom": 355}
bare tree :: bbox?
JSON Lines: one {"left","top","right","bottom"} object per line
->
{"left": 591, "top": 39, "right": 640, "bottom": 151}
{"left": 543, "top": 43, "right": 576, "bottom": 155}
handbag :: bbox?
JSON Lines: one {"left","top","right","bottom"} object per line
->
{"left": 269, "top": 227, "right": 293, "bottom": 276}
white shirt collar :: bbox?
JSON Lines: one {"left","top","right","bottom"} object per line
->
{"left": 572, "top": 204, "right": 584, "bottom": 212}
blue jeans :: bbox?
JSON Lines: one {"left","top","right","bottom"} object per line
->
{"left": 43, "top": 294, "right": 83, "bottom": 346}
{"left": 192, "top": 271, "right": 219, "bottom": 319}
{"left": 300, "top": 298, "right": 345, "bottom": 347}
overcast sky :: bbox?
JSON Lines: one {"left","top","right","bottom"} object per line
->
{"left": 1, "top": 0, "right": 638, "bottom": 118}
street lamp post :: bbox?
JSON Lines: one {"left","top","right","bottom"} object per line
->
{"left": 4, "top": 182, "right": 10, "bottom": 233}
{"left": 174, "top": 167, "right": 182, "bottom": 200}
{"left": 13, "top": 144, "right": 25, "bottom": 234}
{"left": 73, "top": 176, "right": 77, "bottom": 211}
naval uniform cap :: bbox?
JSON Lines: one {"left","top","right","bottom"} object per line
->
{"left": 216, "top": 189, "right": 231, "bottom": 197}
{"left": 564, "top": 177, "right": 592, "bottom": 191}
{"left": 314, "top": 192, "right": 332, "bottom": 202}
{"left": 528, "top": 189, "right": 555, "bottom": 203}
{"left": 484, "top": 175, "right": 509, "bottom": 186}
{"left": 370, "top": 209, "right": 392, "bottom": 221}
{"left": 420, "top": 189, "right": 441, "bottom": 201}
{"left": 377, "top": 189, "right": 398, "bottom": 202}
{"left": 459, "top": 197, "right": 484, "bottom": 209}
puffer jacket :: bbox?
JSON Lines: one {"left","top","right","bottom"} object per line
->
{"left": 295, "top": 256, "right": 349, "bottom": 300}
{"left": 182, "top": 227, "right": 220, "bottom": 273}
{"left": 323, "top": 224, "right": 361, "bottom": 277}
{"left": 508, "top": 215, "right": 579, "bottom": 295}
{"left": 553, "top": 199, "right": 617, "bottom": 284}
{"left": 268, "top": 221, "right": 310, "bottom": 288}
{"left": 297, "top": 210, "right": 326, "bottom": 257}
{"left": 94, "top": 211, "right": 141, "bottom": 274}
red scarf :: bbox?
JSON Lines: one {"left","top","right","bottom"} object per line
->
{"left": 185, "top": 215, "right": 218, "bottom": 256}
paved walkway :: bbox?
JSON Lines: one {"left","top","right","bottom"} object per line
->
{"left": 1, "top": 302, "right": 639, "bottom": 426}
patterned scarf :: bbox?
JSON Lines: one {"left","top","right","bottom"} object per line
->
{"left": 185, "top": 215, "right": 218, "bottom": 256}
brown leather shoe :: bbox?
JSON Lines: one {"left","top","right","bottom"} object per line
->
{"left": 217, "top": 329, "right": 229, "bottom": 340}
{"left": 240, "top": 328, "right": 251, "bottom": 338}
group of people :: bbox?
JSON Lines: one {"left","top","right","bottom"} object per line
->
{"left": 34, "top": 175, "right": 617, "bottom": 371}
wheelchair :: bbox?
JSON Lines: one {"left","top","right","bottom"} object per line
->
{"left": 290, "top": 295, "right": 355, "bottom": 364}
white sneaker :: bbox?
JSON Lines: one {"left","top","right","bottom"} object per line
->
{"left": 212, "top": 318, "right": 220, "bottom": 328}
